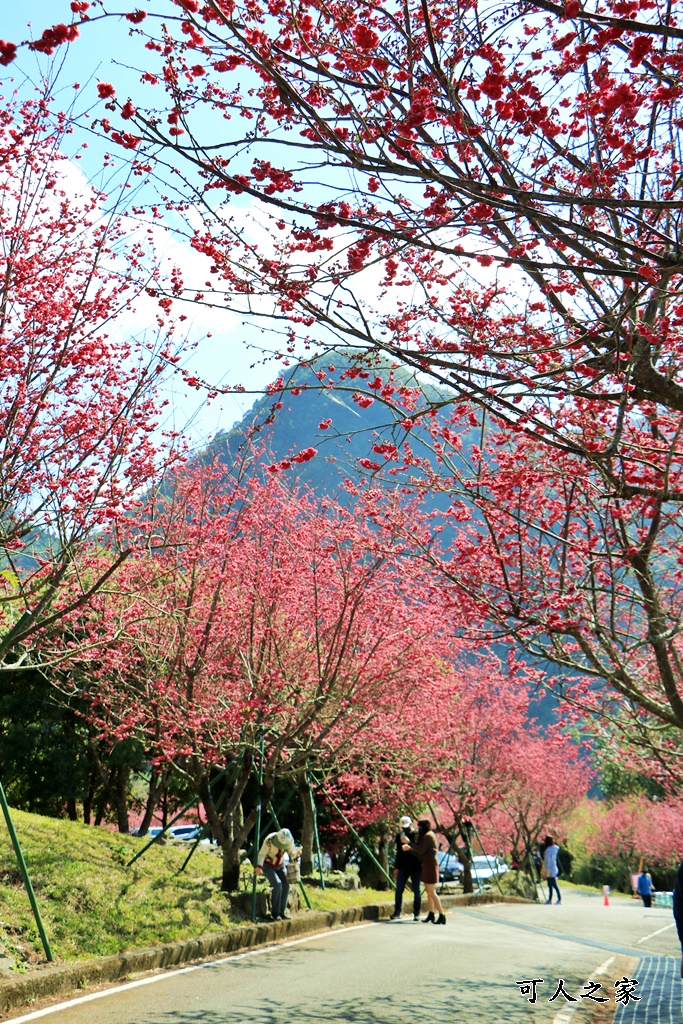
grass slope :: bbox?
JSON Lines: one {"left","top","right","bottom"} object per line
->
{"left": 0, "top": 808, "right": 383, "bottom": 968}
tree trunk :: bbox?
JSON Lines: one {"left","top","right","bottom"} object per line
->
{"left": 136, "top": 771, "right": 162, "bottom": 836}
{"left": 88, "top": 737, "right": 112, "bottom": 827}
{"left": 195, "top": 756, "right": 259, "bottom": 893}
{"left": 94, "top": 792, "right": 107, "bottom": 827}
{"left": 299, "top": 775, "right": 314, "bottom": 876}
{"left": 377, "top": 823, "right": 389, "bottom": 891}
{"left": 82, "top": 777, "right": 96, "bottom": 825}
{"left": 83, "top": 739, "right": 102, "bottom": 824}
{"left": 456, "top": 817, "right": 474, "bottom": 894}
{"left": 461, "top": 851, "right": 473, "bottom": 895}
{"left": 61, "top": 714, "right": 80, "bottom": 822}
{"left": 221, "top": 843, "right": 243, "bottom": 892}
{"left": 114, "top": 765, "right": 130, "bottom": 833}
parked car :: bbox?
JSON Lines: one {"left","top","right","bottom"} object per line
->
{"left": 311, "top": 852, "right": 333, "bottom": 872}
{"left": 132, "top": 826, "right": 164, "bottom": 838}
{"left": 437, "top": 853, "right": 464, "bottom": 881}
{"left": 169, "top": 825, "right": 201, "bottom": 841}
{"left": 471, "top": 855, "right": 508, "bottom": 880}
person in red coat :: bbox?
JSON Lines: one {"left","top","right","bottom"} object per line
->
{"left": 402, "top": 819, "right": 446, "bottom": 924}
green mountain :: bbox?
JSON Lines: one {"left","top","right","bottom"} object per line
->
{"left": 206, "top": 353, "right": 458, "bottom": 499}
{"left": 190, "top": 354, "right": 564, "bottom": 728}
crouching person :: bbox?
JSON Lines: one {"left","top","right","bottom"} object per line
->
{"left": 254, "top": 827, "right": 301, "bottom": 921}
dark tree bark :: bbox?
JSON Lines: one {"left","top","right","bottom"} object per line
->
{"left": 136, "top": 770, "right": 163, "bottom": 837}
{"left": 298, "top": 774, "right": 315, "bottom": 877}
{"left": 376, "top": 823, "right": 390, "bottom": 891}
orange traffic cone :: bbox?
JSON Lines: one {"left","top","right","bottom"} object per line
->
{"left": 603, "top": 885, "right": 610, "bottom": 906}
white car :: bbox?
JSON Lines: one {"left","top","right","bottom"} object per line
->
{"left": 169, "top": 825, "right": 201, "bottom": 841}
{"left": 471, "top": 855, "right": 508, "bottom": 880}
{"left": 132, "top": 826, "right": 164, "bottom": 838}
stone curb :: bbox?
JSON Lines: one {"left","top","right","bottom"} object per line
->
{"left": 0, "top": 891, "right": 526, "bottom": 1014}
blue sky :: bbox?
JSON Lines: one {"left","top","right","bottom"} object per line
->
{"left": 1, "top": 4, "right": 418, "bottom": 453}
{"left": 1, "top": 2, "right": 279, "bottom": 450}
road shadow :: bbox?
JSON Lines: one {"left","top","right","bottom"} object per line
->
{"left": 121, "top": 976, "right": 536, "bottom": 1024}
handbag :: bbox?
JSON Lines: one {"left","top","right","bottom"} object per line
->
{"left": 286, "top": 859, "right": 301, "bottom": 884}
{"left": 540, "top": 862, "right": 548, "bottom": 879}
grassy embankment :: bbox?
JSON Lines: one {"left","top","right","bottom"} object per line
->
{"left": 0, "top": 808, "right": 385, "bottom": 968}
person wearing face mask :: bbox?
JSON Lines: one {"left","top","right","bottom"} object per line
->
{"left": 391, "top": 815, "right": 422, "bottom": 920}
{"left": 401, "top": 819, "right": 446, "bottom": 925}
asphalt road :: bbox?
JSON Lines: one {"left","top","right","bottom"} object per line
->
{"left": 9, "top": 891, "right": 683, "bottom": 1024}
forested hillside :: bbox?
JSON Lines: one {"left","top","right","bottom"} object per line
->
{"left": 206, "top": 353, "right": 455, "bottom": 495}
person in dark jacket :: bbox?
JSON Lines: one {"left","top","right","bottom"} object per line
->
{"left": 402, "top": 819, "right": 446, "bottom": 924}
{"left": 391, "top": 815, "right": 422, "bottom": 920}
{"left": 636, "top": 868, "right": 655, "bottom": 908}
{"left": 674, "top": 857, "right": 683, "bottom": 978}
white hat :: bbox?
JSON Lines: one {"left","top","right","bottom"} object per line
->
{"left": 277, "top": 828, "right": 293, "bottom": 845}
{"left": 400, "top": 815, "right": 412, "bottom": 828}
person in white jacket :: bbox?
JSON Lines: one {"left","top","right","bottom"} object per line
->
{"left": 542, "top": 835, "right": 561, "bottom": 905}
{"left": 254, "top": 828, "right": 301, "bottom": 920}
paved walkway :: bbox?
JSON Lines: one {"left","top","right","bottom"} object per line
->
{"left": 5, "top": 888, "right": 682, "bottom": 1024}
{"left": 465, "top": 890, "right": 682, "bottom": 1022}
{"left": 613, "top": 956, "right": 683, "bottom": 1023}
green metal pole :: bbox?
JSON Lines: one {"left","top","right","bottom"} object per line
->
{"left": 260, "top": 786, "right": 295, "bottom": 840}
{"left": 251, "top": 735, "right": 265, "bottom": 923}
{"left": 306, "top": 773, "right": 325, "bottom": 891}
{"left": 0, "top": 781, "right": 53, "bottom": 961}
{"left": 179, "top": 831, "right": 205, "bottom": 874}
{"left": 127, "top": 763, "right": 232, "bottom": 868}
{"left": 297, "top": 873, "right": 312, "bottom": 909}
{"left": 438, "top": 830, "right": 458, "bottom": 895}
{"left": 470, "top": 821, "right": 505, "bottom": 896}
{"left": 178, "top": 765, "right": 239, "bottom": 876}
{"left": 461, "top": 821, "right": 479, "bottom": 893}
{"left": 322, "top": 788, "right": 395, "bottom": 889}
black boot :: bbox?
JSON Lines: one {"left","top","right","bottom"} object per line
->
{"left": 423, "top": 911, "right": 435, "bottom": 923}
{"left": 435, "top": 913, "right": 446, "bottom": 925}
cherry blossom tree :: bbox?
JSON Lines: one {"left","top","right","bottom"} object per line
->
{"left": 10, "top": 0, "right": 682, "bottom": 452}
{"left": 10, "top": 1, "right": 683, "bottom": 774}
{"left": 410, "top": 664, "right": 589, "bottom": 889}
{"left": 581, "top": 794, "right": 683, "bottom": 888}
{"left": 400, "top": 417, "right": 683, "bottom": 783}
{"left": 316, "top": 657, "right": 589, "bottom": 891}
{"left": 0, "top": 88, "right": 180, "bottom": 673}
{"left": 65, "top": 460, "right": 454, "bottom": 885}
{"left": 478, "top": 731, "right": 592, "bottom": 870}
{"left": 3, "top": 2, "right": 677, "bottom": 447}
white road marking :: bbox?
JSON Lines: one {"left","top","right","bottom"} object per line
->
{"left": 637, "top": 922, "right": 676, "bottom": 944}
{"left": 552, "top": 956, "right": 615, "bottom": 1024}
{"left": 7, "top": 922, "right": 374, "bottom": 1023}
